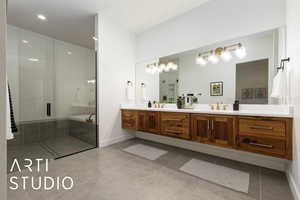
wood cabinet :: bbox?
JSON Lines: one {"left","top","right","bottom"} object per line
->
{"left": 191, "top": 114, "right": 235, "bottom": 148}
{"left": 161, "top": 112, "right": 191, "bottom": 139}
{"left": 121, "top": 109, "right": 293, "bottom": 160}
{"left": 237, "top": 116, "right": 292, "bottom": 159}
{"left": 121, "top": 110, "right": 138, "bottom": 130}
{"left": 137, "top": 111, "right": 160, "bottom": 134}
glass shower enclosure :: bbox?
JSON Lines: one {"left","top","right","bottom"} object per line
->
{"left": 7, "top": 25, "right": 97, "bottom": 171}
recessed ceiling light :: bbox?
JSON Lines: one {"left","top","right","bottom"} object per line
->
{"left": 28, "top": 58, "right": 39, "bottom": 62}
{"left": 37, "top": 14, "right": 47, "bottom": 21}
{"left": 22, "top": 40, "right": 29, "bottom": 44}
{"left": 92, "top": 36, "right": 98, "bottom": 41}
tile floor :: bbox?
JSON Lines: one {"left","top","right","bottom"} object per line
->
{"left": 7, "top": 136, "right": 95, "bottom": 172}
{"left": 7, "top": 138, "right": 294, "bottom": 200}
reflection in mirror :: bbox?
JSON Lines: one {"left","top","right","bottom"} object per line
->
{"left": 136, "top": 27, "right": 286, "bottom": 105}
{"left": 236, "top": 59, "right": 269, "bottom": 104}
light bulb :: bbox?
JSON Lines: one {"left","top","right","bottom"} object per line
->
{"left": 208, "top": 54, "right": 219, "bottom": 64}
{"left": 167, "top": 62, "right": 173, "bottom": 71}
{"left": 196, "top": 56, "right": 207, "bottom": 66}
{"left": 221, "top": 49, "right": 232, "bottom": 62}
{"left": 235, "top": 46, "right": 246, "bottom": 59}
{"left": 157, "top": 66, "right": 163, "bottom": 73}
{"left": 159, "top": 64, "right": 168, "bottom": 72}
{"left": 171, "top": 63, "right": 178, "bottom": 70}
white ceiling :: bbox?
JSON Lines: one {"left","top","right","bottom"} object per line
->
{"left": 8, "top": 0, "right": 210, "bottom": 48}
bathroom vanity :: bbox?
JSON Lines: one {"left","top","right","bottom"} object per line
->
{"left": 121, "top": 107, "right": 293, "bottom": 160}
{"left": 125, "top": 27, "right": 293, "bottom": 160}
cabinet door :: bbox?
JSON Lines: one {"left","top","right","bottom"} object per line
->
{"left": 191, "top": 114, "right": 211, "bottom": 143}
{"left": 211, "top": 116, "right": 235, "bottom": 147}
{"left": 138, "top": 111, "right": 148, "bottom": 131}
{"left": 147, "top": 112, "right": 160, "bottom": 134}
{"left": 121, "top": 110, "right": 137, "bottom": 130}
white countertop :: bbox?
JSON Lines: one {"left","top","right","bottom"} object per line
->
{"left": 121, "top": 104, "right": 293, "bottom": 118}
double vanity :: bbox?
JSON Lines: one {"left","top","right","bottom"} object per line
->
{"left": 121, "top": 106, "right": 293, "bottom": 160}
{"left": 125, "top": 27, "right": 293, "bottom": 161}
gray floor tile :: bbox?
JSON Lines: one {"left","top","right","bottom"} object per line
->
{"left": 7, "top": 138, "right": 294, "bottom": 200}
{"left": 260, "top": 168, "right": 294, "bottom": 200}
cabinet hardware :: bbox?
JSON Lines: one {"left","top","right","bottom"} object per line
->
{"left": 249, "top": 125, "right": 273, "bottom": 130}
{"left": 207, "top": 120, "right": 210, "bottom": 130}
{"left": 249, "top": 142, "right": 273, "bottom": 149}
{"left": 242, "top": 138, "right": 274, "bottom": 149}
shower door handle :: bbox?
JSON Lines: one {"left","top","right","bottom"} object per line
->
{"left": 47, "top": 103, "right": 51, "bottom": 117}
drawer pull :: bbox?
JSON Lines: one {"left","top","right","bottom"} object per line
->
{"left": 248, "top": 125, "right": 273, "bottom": 130}
{"left": 242, "top": 138, "right": 273, "bottom": 149}
{"left": 165, "top": 129, "right": 182, "bottom": 134}
{"left": 249, "top": 142, "right": 273, "bottom": 149}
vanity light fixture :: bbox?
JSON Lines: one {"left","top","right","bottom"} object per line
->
{"left": 196, "top": 43, "right": 246, "bottom": 66}
{"left": 92, "top": 36, "right": 98, "bottom": 41}
{"left": 220, "top": 48, "right": 232, "bottom": 62}
{"left": 146, "top": 62, "right": 178, "bottom": 74}
{"left": 67, "top": 51, "right": 72, "bottom": 55}
{"left": 235, "top": 43, "right": 247, "bottom": 59}
{"left": 208, "top": 51, "right": 219, "bottom": 64}
{"left": 196, "top": 54, "right": 208, "bottom": 66}
{"left": 22, "top": 40, "right": 29, "bottom": 44}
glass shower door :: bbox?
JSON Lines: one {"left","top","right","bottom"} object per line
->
{"left": 7, "top": 25, "right": 97, "bottom": 168}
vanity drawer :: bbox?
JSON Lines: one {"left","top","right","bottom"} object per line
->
{"left": 238, "top": 135, "right": 286, "bottom": 157}
{"left": 161, "top": 112, "right": 191, "bottom": 139}
{"left": 122, "top": 110, "right": 138, "bottom": 130}
{"left": 239, "top": 118, "right": 286, "bottom": 137}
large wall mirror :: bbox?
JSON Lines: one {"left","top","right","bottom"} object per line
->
{"left": 135, "top": 27, "right": 286, "bottom": 105}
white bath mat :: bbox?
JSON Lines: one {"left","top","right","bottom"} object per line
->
{"left": 180, "top": 159, "right": 250, "bottom": 193}
{"left": 123, "top": 144, "right": 168, "bottom": 160}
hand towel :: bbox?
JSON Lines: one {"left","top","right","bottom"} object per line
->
{"left": 6, "top": 83, "right": 14, "bottom": 140}
{"left": 126, "top": 85, "right": 135, "bottom": 101}
{"left": 271, "top": 70, "right": 288, "bottom": 103}
{"left": 141, "top": 87, "right": 147, "bottom": 101}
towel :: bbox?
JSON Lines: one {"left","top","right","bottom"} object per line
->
{"left": 126, "top": 85, "right": 135, "bottom": 101}
{"left": 6, "top": 83, "right": 15, "bottom": 140}
{"left": 141, "top": 87, "right": 147, "bottom": 101}
{"left": 270, "top": 70, "right": 288, "bottom": 104}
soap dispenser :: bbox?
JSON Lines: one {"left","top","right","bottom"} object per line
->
{"left": 233, "top": 100, "right": 239, "bottom": 111}
{"left": 148, "top": 101, "right": 152, "bottom": 108}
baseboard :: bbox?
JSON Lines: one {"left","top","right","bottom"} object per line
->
{"left": 287, "top": 171, "right": 300, "bottom": 200}
{"left": 100, "top": 134, "right": 135, "bottom": 147}
{"left": 136, "top": 132, "right": 289, "bottom": 171}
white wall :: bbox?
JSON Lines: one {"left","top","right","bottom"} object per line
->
{"left": 97, "top": 14, "right": 136, "bottom": 146}
{"left": 286, "top": 0, "right": 300, "bottom": 199}
{"left": 0, "top": 0, "right": 7, "bottom": 199}
{"left": 136, "top": 0, "right": 286, "bottom": 62}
